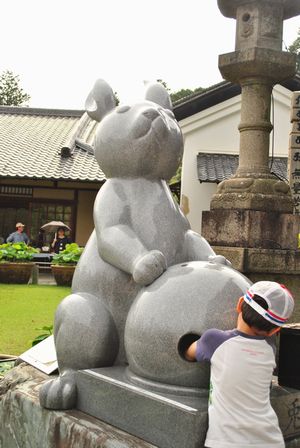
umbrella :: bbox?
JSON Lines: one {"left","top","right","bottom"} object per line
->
{"left": 40, "top": 221, "right": 71, "bottom": 233}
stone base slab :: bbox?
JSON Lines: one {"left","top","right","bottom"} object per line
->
{"left": 76, "top": 366, "right": 300, "bottom": 448}
{"left": 0, "top": 364, "right": 155, "bottom": 448}
{"left": 77, "top": 367, "right": 208, "bottom": 448}
{"left": 202, "top": 209, "right": 300, "bottom": 250}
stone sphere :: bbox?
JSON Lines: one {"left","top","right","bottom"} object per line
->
{"left": 124, "top": 260, "right": 251, "bottom": 391}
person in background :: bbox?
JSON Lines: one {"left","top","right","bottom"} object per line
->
{"left": 51, "top": 227, "right": 72, "bottom": 253}
{"left": 37, "top": 229, "right": 45, "bottom": 249}
{"left": 6, "top": 222, "right": 29, "bottom": 244}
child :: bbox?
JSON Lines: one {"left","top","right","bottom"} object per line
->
{"left": 185, "top": 281, "right": 294, "bottom": 448}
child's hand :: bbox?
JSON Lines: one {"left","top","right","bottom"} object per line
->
{"left": 185, "top": 341, "right": 197, "bottom": 361}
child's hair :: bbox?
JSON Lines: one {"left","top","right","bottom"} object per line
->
{"left": 241, "top": 295, "right": 278, "bottom": 332}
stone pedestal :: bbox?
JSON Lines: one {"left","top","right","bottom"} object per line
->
{"left": 202, "top": 200, "right": 300, "bottom": 302}
{"left": 0, "top": 364, "right": 156, "bottom": 448}
{"left": 76, "top": 366, "right": 300, "bottom": 448}
{"left": 202, "top": 209, "right": 300, "bottom": 250}
{"left": 202, "top": 209, "right": 300, "bottom": 303}
{"left": 77, "top": 367, "right": 208, "bottom": 448}
{"left": 2, "top": 363, "right": 300, "bottom": 447}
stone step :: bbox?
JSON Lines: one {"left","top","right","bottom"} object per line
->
{"left": 77, "top": 366, "right": 208, "bottom": 448}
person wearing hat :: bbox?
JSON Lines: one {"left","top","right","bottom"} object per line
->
{"left": 51, "top": 227, "right": 72, "bottom": 254}
{"left": 6, "top": 222, "right": 29, "bottom": 244}
{"left": 185, "top": 281, "right": 294, "bottom": 448}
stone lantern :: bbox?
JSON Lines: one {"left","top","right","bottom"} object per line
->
{"left": 202, "top": 0, "right": 300, "bottom": 288}
{"left": 209, "top": 0, "right": 300, "bottom": 212}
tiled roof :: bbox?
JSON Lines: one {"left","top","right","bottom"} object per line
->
{"left": 197, "top": 153, "right": 288, "bottom": 183}
{"left": 0, "top": 106, "right": 104, "bottom": 182}
{"left": 174, "top": 75, "right": 300, "bottom": 121}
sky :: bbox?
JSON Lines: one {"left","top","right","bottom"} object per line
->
{"left": 1, "top": 0, "right": 299, "bottom": 110}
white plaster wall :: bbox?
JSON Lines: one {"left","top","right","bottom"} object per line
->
{"left": 179, "top": 84, "right": 293, "bottom": 234}
{"left": 272, "top": 85, "right": 293, "bottom": 156}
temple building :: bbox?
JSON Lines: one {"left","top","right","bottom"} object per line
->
{"left": 0, "top": 107, "right": 101, "bottom": 246}
{"left": 174, "top": 76, "right": 300, "bottom": 232}
{"left": 0, "top": 75, "right": 299, "bottom": 245}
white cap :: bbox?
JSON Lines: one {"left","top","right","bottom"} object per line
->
{"left": 244, "top": 281, "right": 294, "bottom": 326}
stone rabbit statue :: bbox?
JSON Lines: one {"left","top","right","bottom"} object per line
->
{"left": 39, "top": 79, "right": 228, "bottom": 410}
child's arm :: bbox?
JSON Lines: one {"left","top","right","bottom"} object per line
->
{"left": 184, "top": 329, "right": 229, "bottom": 363}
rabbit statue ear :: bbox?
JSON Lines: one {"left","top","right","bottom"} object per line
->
{"left": 144, "top": 82, "right": 173, "bottom": 111}
{"left": 85, "top": 79, "right": 116, "bottom": 122}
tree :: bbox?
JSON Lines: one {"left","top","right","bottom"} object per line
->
{"left": 170, "top": 87, "right": 204, "bottom": 103}
{"left": 288, "top": 28, "right": 300, "bottom": 73}
{"left": 0, "top": 70, "right": 30, "bottom": 106}
{"left": 114, "top": 91, "right": 120, "bottom": 106}
{"left": 156, "top": 79, "right": 204, "bottom": 103}
{"left": 288, "top": 28, "right": 300, "bottom": 55}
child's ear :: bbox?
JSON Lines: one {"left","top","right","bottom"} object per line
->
{"left": 236, "top": 296, "right": 244, "bottom": 313}
{"left": 268, "top": 327, "right": 281, "bottom": 336}
{"left": 85, "top": 79, "right": 116, "bottom": 122}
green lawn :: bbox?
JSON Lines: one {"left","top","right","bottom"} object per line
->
{"left": 0, "top": 284, "right": 70, "bottom": 355}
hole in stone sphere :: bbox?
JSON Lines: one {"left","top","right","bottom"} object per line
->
{"left": 178, "top": 333, "right": 201, "bottom": 362}
{"left": 181, "top": 263, "right": 188, "bottom": 267}
{"left": 242, "top": 12, "right": 250, "bottom": 22}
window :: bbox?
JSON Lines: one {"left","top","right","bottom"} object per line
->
{"left": 29, "top": 202, "right": 74, "bottom": 246}
{"left": 0, "top": 198, "right": 74, "bottom": 247}
{"left": 0, "top": 206, "right": 29, "bottom": 244}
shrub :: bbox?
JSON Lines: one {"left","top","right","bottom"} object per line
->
{"left": 51, "top": 243, "right": 83, "bottom": 265}
{"left": 32, "top": 325, "right": 53, "bottom": 346}
{"left": 0, "top": 242, "right": 38, "bottom": 262}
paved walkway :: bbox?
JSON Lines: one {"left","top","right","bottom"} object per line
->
{"left": 31, "top": 271, "right": 56, "bottom": 286}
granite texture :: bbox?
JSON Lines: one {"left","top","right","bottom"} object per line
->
{"left": 212, "top": 0, "right": 300, "bottom": 212}
{"left": 2, "top": 364, "right": 300, "bottom": 448}
{"left": 75, "top": 367, "right": 300, "bottom": 448}
{"left": 202, "top": 209, "right": 300, "bottom": 250}
{"left": 218, "top": 0, "right": 300, "bottom": 22}
{"left": 40, "top": 79, "right": 231, "bottom": 410}
{"left": 125, "top": 261, "right": 251, "bottom": 389}
{"left": 0, "top": 364, "right": 156, "bottom": 448}
{"left": 77, "top": 367, "right": 208, "bottom": 448}
{"left": 208, "top": 247, "right": 300, "bottom": 276}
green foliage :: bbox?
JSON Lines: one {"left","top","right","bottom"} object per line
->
{"left": 0, "top": 360, "right": 15, "bottom": 378}
{"left": 169, "top": 165, "right": 182, "bottom": 203}
{"left": 32, "top": 325, "right": 53, "bottom": 347}
{"left": 156, "top": 79, "right": 204, "bottom": 103}
{"left": 169, "top": 165, "right": 182, "bottom": 186}
{"left": 0, "top": 242, "right": 38, "bottom": 262}
{"left": 156, "top": 79, "right": 170, "bottom": 91}
{"left": 288, "top": 28, "right": 300, "bottom": 72}
{"left": 170, "top": 88, "right": 194, "bottom": 102}
{"left": 52, "top": 243, "right": 83, "bottom": 265}
{"left": 288, "top": 28, "right": 300, "bottom": 55}
{"left": 0, "top": 70, "right": 30, "bottom": 106}
{"left": 114, "top": 91, "right": 120, "bottom": 106}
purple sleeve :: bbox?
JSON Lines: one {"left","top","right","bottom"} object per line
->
{"left": 196, "top": 329, "right": 237, "bottom": 362}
